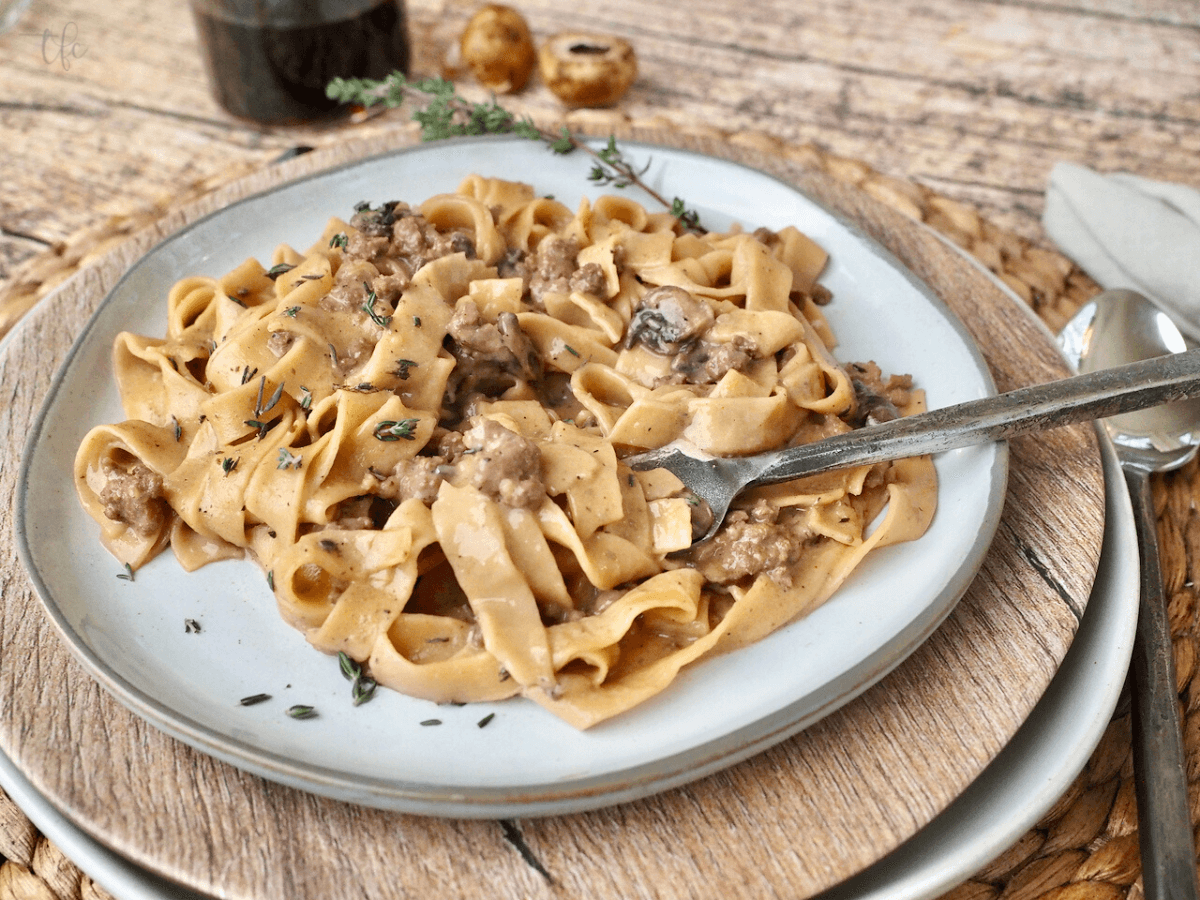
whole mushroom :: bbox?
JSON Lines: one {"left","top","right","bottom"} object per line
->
{"left": 460, "top": 4, "right": 537, "bottom": 94}
{"left": 538, "top": 32, "right": 638, "bottom": 108}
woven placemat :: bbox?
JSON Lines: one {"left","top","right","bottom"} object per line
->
{"left": 0, "top": 118, "right": 1193, "bottom": 900}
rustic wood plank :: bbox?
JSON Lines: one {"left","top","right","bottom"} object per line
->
{"left": 0, "top": 127, "right": 1103, "bottom": 899}
{"left": 0, "top": 0, "right": 1197, "bottom": 300}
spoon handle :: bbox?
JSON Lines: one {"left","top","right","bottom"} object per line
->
{"left": 752, "top": 347, "right": 1200, "bottom": 486}
{"left": 1124, "top": 468, "right": 1200, "bottom": 900}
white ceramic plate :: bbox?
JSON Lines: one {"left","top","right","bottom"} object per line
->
{"left": 16, "top": 137, "right": 1004, "bottom": 816}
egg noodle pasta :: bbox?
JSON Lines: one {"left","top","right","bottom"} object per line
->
{"left": 74, "top": 176, "right": 936, "bottom": 729}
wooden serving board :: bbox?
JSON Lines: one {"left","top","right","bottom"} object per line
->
{"left": 0, "top": 127, "right": 1104, "bottom": 899}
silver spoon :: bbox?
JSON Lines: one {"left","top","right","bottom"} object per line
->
{"left": 626, "top": 312, "right": 1200, "bottom": 544}
{"left": 1058, "top": 288, "right": 1200, "bottom": 900}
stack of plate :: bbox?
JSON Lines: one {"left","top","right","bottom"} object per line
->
{"left": 1, "top": 137, "right": 1133, "bottom": 900}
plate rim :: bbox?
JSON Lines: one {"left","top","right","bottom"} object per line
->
{"left": 14, "top": 134, "right": 1008, "bottom": 817}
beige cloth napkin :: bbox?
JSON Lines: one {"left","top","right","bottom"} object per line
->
{"left": 1043, "top": 161, "right": 1200, "bottom": 341}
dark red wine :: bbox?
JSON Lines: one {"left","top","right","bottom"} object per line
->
{"left": 192, "top": 0, "right": 410, "bottom": 124}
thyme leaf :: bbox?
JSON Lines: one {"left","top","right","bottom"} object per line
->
{"left": 589, "top": 135, "right": 648, "bottom": 189}
{"left": 287, "top": 704, "right": 318, "bottom": 719}
{"left": 352, "top": 676, "right": 377, "bottom": 706}
{"left": 373, "top": 418, "right": 419, "bottom": 441}
{"left": 362, "top": 282, "right": 392, "bottom": 328}
{"left": 245, "top": 414, "right": 283, "bottom": 440}
{"left": 239, "top": 693, "right": 271, "bottom": 706}
{"left": 338, "top": 651, "right": 360, "bottom": 681}
{"left": 277, "top": 448, "right": 303, "bottom": 470}
{"left": 116, "top": 562, "right": 134, "bottom": 581}
{"left": 670, "top": 197, "right": 703, "bottom": 233}
{"left": 251, "top": 378, "right": 285, "bottom": 418}
{"left": 265, "top": 263, "right": 295, "bottom": 281}
{"left": 546, "top": 125, "right": 575, "bottom": 154}
{"left": 338, "top": 652, "right": 378, "bottom": 706}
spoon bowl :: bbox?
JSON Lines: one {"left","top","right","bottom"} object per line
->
{"left": 1060, "top": 289, "right": 1200, "bottom": 468}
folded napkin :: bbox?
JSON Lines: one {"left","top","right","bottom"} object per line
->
{"left": 1043, "top": 162, "right": 1200, "bottom": 341}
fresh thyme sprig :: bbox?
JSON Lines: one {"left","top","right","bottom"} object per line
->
{"left": 326, "top": 73, "right": 703, "bottom": 232}
{"left": 589, "top": 135, "right": 646, "bottom": 189}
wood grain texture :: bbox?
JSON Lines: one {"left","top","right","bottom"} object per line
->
{"left": 1, "top": 0, "right": 1198, "bottom": 311}
{"left": 0, "top": 127, "right": 1104, "bottom": 899}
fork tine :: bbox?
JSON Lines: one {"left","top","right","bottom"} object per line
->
{"left": 624, "top": 445, "right": 686, "bottom": 471}
{"left": 623, "top": 445, "right": 746, "bottom": 545}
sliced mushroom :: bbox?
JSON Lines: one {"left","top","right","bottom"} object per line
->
{"left": 625, "top": 285, "right": 714, "bottom": 353}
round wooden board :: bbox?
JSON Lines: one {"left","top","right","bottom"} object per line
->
{"left": 0, "top": 127, "right": 1105, "bottom": 899}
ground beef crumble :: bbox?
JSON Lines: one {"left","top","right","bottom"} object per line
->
{"left": 687, "top": 500, "right": 814, "bottom": 587}
{"left": 99, "top": 458, "right": 171, "bottom": 537}
{"left": 569, "top": 262, "right": 607, "bottom": 297}
{"left": 376, "top": 456, "right": 445, "bottom": 506}
{"left": 457, "top": 417, "right": 545, "bottom": 509}
{"left": 374, "top": 417, "right": 545, "bottom": 511}
{"left": 528, "top": 236, "right": 578, "bottom": 305}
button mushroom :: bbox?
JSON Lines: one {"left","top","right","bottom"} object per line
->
{"left": 538, "top": 32, "right": 637, "bottom": 108}
{"left": 460, "top": 4, "right": 537, "bottom": 94}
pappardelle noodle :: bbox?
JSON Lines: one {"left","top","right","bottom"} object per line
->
{"left": 74, "top": 176, "right": 936, "bottom": 729}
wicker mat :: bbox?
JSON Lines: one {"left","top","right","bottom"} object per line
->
{"left": 0, "top": 127, "right": 1194, "bottom": 900}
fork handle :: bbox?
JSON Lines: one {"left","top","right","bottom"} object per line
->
{"left": 752, "top": 347, "right": 1200, "bottom": 485}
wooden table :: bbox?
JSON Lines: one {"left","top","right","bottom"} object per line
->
{"left": 1, "top": 1, "right": 1198, "bottom": 899}
{"left": 3, "top": 0, "right": 1199, "bottom": 332}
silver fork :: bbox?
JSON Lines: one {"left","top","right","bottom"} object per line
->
{"left": 624, "top": 347, "right": 1200, "bottom": 544}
